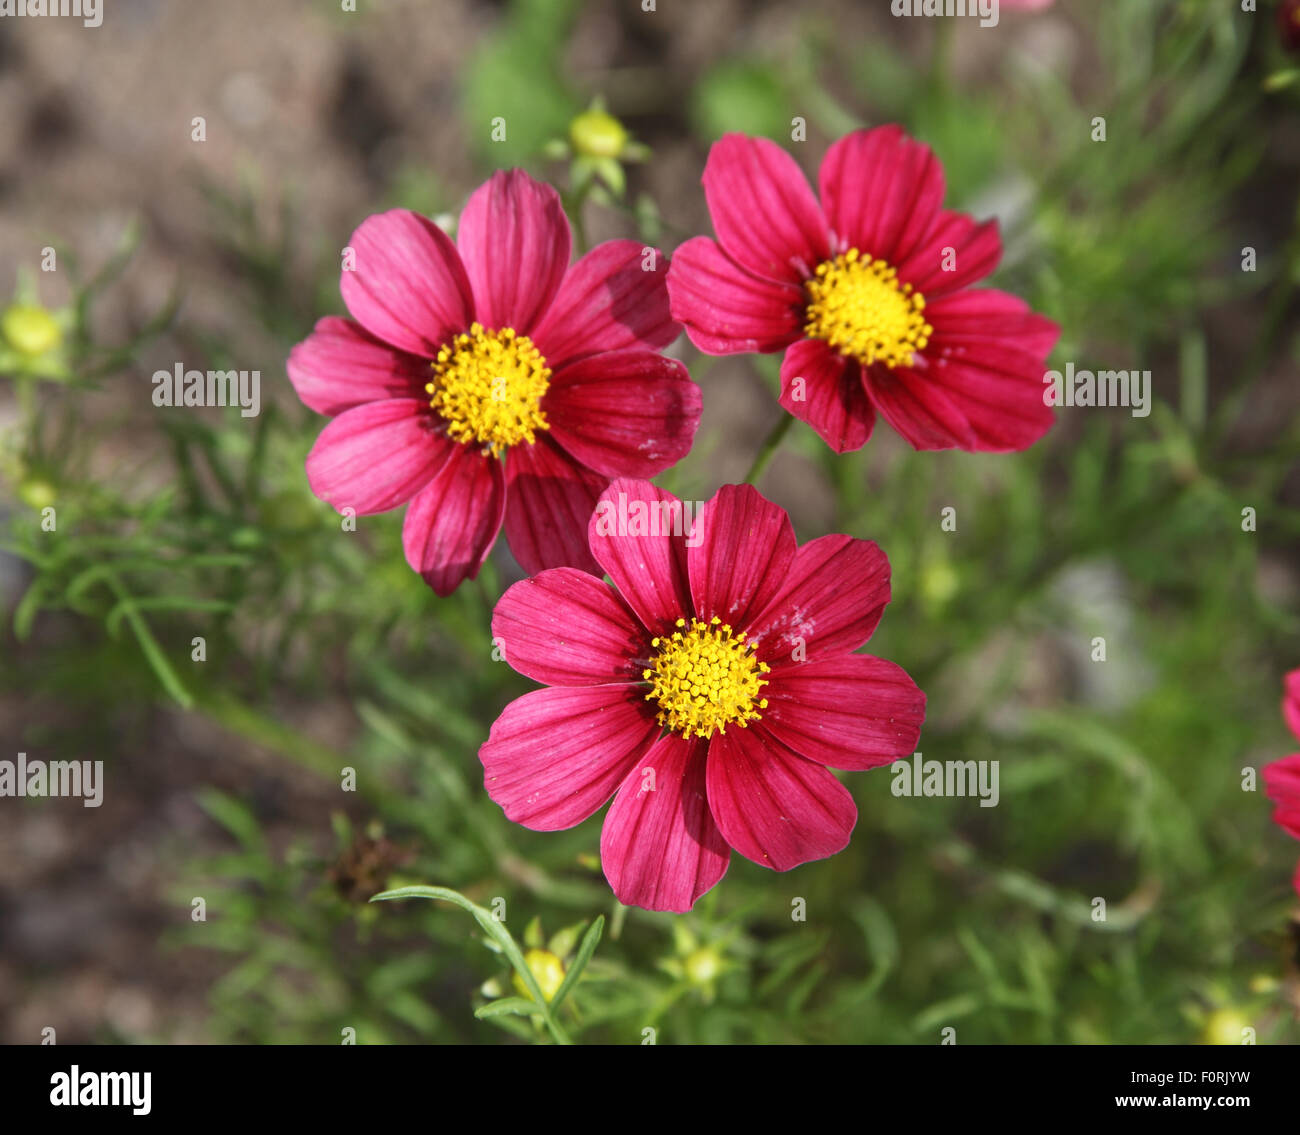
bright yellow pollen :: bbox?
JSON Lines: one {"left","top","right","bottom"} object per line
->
{"left": 803, "top": 248, "right": 932, "bottom": 369}
{"left": 642, "top": 616, "right": 770, "bottom": 740}
{"left": 427, "top": 322, "right": 550, "bottom": 455}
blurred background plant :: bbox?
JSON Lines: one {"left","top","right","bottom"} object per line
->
{"left": 1, "top": 0, "right": 1298, "bottom": 1044}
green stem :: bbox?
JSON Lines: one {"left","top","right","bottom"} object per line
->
{"left": 742, "top": 415, "right": 794, "bottom": 486}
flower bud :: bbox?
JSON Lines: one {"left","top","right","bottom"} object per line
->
{"left": 512, "top": 948, "right": 566, "bottom": 1003}
{"left": 2, "top": 303, "right": 62, "bottom": 358}
{"left": 569, "top": 108, "right": 629, "bottom": 160}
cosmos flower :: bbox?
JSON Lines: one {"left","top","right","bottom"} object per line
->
{"left": 288, "top": 169, "right": 699, "bottom": 595}
{"left": 480, "top": 478, "right": 925, "bottom": 912}
{"left": 666, "top": 126, "right": 1060, "bottom": 454}
{"left": 1263, "top": 669, "right": 1300, "bottom": 896}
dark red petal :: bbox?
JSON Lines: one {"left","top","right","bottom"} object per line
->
{"left": 503, "top": 436, "right": 606, "bottom": 576}
{"left": 702, "top": 134, "right": 829, "bottom": 285}
{"left": 287, "top": 316, "right": 429, "bottom": 417}
{"left": 927, "top": 289, "right": 1060, "bottom": 358}
{"left": 456, "top": 169, "right": 571, "bottom": 335}
{"left": 862, "top": 361, "right": 981, "bottom": 451}
{"left": 402, "top": 443, "right": 505, "bottom": 596}
{"left": 1284, "top": 669, "right": 1300, "bottom": 742}
{"left": 706, "top": 726, "right": 857, "bottom": 871}
{"left": 340, "top": 209, "right": 474, "bottom": 356}
{"left": 688, "top": 483, "right": 797, "bottom": 631}
{"left": 666, "top": 236, "right": 805, "bottom": 356}
{"left": 778, "top": 338, "right": 876, "bottom": 454}
{"left": 895, "top": 211, "right": 1002, "bottom": 298}
{"left": 746, "top": 534, "right": 891, "bottom": 665}
{"left": 588, "top": 478, "right": 693, "bottom": 635}
{"left": 600, "top": 732, "right": 730, "bottom": 912}
{"left": 532, "top": 240, "right": 677, "bottom": 368}
{"left": 874, "top": 299, "right": 1058, "bottom": 452}
{"left": 818, "top": 125, "right": 945, "bottom": 267}
{"left": 481, "top": 686, "right": 659, "bottom": 831}
{"left": 305, "top": 398, "right": 454, "bottom": 515}
{"left": 761, "top": 655, "right": 925, "bottom": 770}
{"left": 491, "top": 567, "right": 644, "bottom": 687}
{"left": 545, "top": 350, "right": 701, "bottom": 479}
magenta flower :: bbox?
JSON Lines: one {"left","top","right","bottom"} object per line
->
{"left": 666, "top": 126, "right": 1060, "bottom": 454}
{"left": 288, "top": 170, "right": 700, "bottom": 595}
{"left": 480, "top": 478, "right": 925, "bottom": 912}
{"left": 1264, "top": 669, "right": 1300, "bottom": 896}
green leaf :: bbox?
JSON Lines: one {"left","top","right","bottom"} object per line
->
{"left": 475, "top": 997, "right": 544, "bottom": 1020}
{"left": 371, "top": 885, "right": 572, "bottom": 1044}
{"left": 548, "top": 914, "right": 604, "bottom": 1013}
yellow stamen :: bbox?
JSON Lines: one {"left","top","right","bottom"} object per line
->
{"left": 427, "top": 322, "right": 550, "bottom": 455}
{"left": 644, "top": 616, "right": 770, "bottom": 740}
{"left": 803, "top": 248, "right": 932, "bottom": 369}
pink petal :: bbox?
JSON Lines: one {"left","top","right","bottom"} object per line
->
{"left": 287, "top": 316, "right": 430, "bottom": 417}
{"left": 818, "top": 125, "right": 945, "bottom": 267}
{"left": 1264, "top": 754, "right": 1300, "bottom": 840}
{"left": 491, "top": 567, "right": 644, "bottom": 687}
{"left": 1284, "top": 669, "right": 1300, "bottom": 742}
{"left": 600, "top": 732, "right": 730, "bottom": 912}
{"left": 588, "top": 478, "right": 693, "bottom": 635}
{"left": 456, "top": 169, "right": 571, "bottom": 335}
{"left": 862, "top": 361, "right": 980, "bottom": 451}
{"left": 667, "top": 236, "right": 805, "bottom": 355}
{"left": 761, "top": 655, "right": 925, "bottom": 770}
{"left": 746, "top": 534, "right": 891, "bottom": 666}
{"left": 894, "top": 211, "right": 1001, "bottom": 298}
{"left": 702, "top": 134, "right": 829, "bottom": 285}
{"left": 545, "top": 350, "right": 701, "bottom": 478}
{"left": 779, "top": 337, "right": 876, "bottom": 454}
{"left": 402, "top": 441, "right": 505, "bottom": 596}
{"left": 926, "top": 289, "right": 1060, "bottom": 357}
{"left": 340, "top": 209, "right": 475, "bottom": 356}
{"left": 706, "top": 725, "right": 856, "bottom": 871}
{"left": 688, "top": 483, "right": 797, "bottom": 630}
{"left": 503, "top": 436, "right": 607, "bottom": 577}
{"left": 481, "top": 686, "right": 659, "bottom": 831}
{"left": 874, "top": 313, "right": 1057, "bottom": 453}
{"left": 305, "top": 398, "right": 454, "bottom": 515}
{"left": 532, "top": 239, "right": 677, "bottom": 368}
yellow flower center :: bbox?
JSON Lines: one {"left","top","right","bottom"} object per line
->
{"left": 643, "top": 616, "right": 770, "bottom": 740}
{"left": 803, "top": 248, "right": 932, "bottom": 369}
{"left": 426, "top": 322, "right": 550, "bottom": 455}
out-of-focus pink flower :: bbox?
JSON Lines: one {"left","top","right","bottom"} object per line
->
{"left": 1263, "top": 669, "right": 1300, "bottom": 897}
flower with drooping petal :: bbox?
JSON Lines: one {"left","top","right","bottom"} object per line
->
{"left": 288, "top": 169, "right": 700, "bottom": 595}
{"left": 666, "top": 126, "right": 1060, "bottom": 454}
{"left": 480, "top": 478, "right": 925, "bottom": 912}
{"left": 1264, "top": 669, "right": 1300, "bottom": 897}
